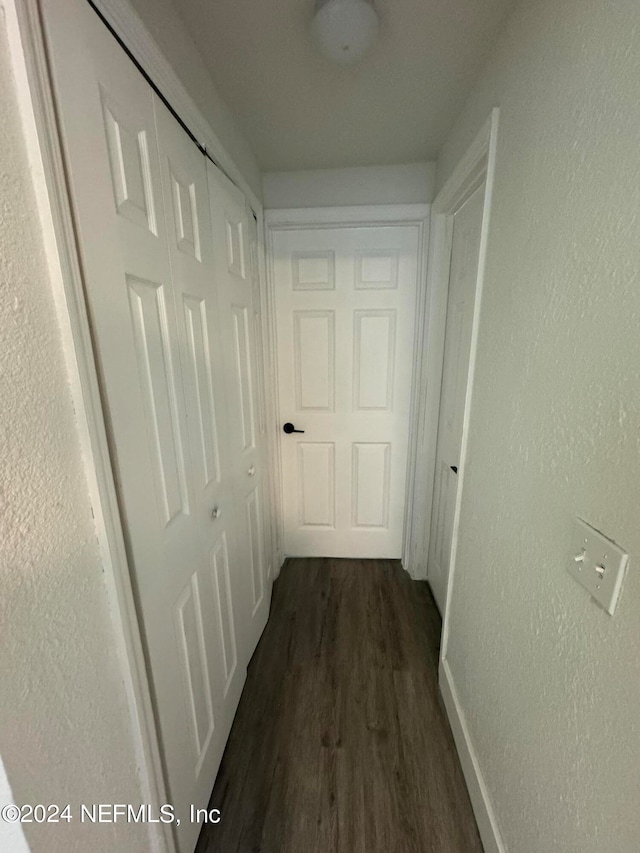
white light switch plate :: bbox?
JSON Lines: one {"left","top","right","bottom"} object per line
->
{"left": 568, "top": 518, "right": 628, "bottom": 615}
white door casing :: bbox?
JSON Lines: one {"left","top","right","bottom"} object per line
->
{"left": 428, "top": 185, "right": 485, "bottom": 611}
{"left": 271, "top": 222, "right": 420, "bottom": 559}
{"left": 42, "top": 1, "right": 270, "bottom": 849}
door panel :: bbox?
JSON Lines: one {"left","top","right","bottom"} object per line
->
{"left": 273, "top": 225, "right": 419, "bottom": 558}
{"left": 353, "top": 309, "right": 396, "bottom": 410}
{"left": 355, "top": 249, "right": 399, "bottom": 289}
{"left": 182, "top": 295, "right": 222, "bottom": 489}
{"left": 428, "top": 185, "right": 485, "bottom": 611}
{"left": 127, "top": 276, "right": 190, "bottom": 524}
{"left": 292, "top": 250, "right": 335, "bottom": 290}
{"left": 298, "top": 442, "right": 336, "bottom": 528}
{"left": 231, "top": 304, "right": 257, "bottom": 453}
{"left": 174, "top": 572, "right": 215, "bottom": 776}
{"left": 352, "top": 442, "right": 391, "bottom": 528}
{"left": 100, "top": 86, "right": 158, "bottom": 234}
{"left": 293, "top": 310, "right": 336, "bottom": 411}
{"left": 246, "top": 486, "right": 265, "bottom": 613}
{"left": 210, "top": 532, "right": 238, "bottom": 696}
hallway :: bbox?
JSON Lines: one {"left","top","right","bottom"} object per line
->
{"left": 196, "top": 559, "right": 482, "bottom": 852}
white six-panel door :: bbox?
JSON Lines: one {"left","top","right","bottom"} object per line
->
{"left": 272, "top": 224, "right": 420, "bottom": 558}
{"left": 428, "top": 184, "right": 485, "bottom": 610}
{"left": 43, "top": 1, "right": 271, "bottom": 850}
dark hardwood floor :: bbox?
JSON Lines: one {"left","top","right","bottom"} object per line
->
{"left": 196, "top": 558, "right": 482, "bottom": 853}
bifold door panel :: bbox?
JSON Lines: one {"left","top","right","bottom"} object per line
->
{"left": 43, "top": 1, "right": 273, "bottom": 850}
{"left": 207, "top": 167, "right": 272, "bottom": 657}
{"left": 272, "top": 225, "right": 420, "bottom": 558}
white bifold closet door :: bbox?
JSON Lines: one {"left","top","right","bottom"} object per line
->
{"left": 43, "top": 1, "right": 271, "bottom": 850}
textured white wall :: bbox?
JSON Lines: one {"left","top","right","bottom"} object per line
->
{"left": 0, "top": 16, "right": 149, "bottom": 853}
{"left": 127, "top": 0, "right": 262, "bottom": 200}
{"left": 437, "top": 1, "right": 640, "bottom": 850}
{"left": 263, "top": 162, "right": 435, "bottom": 209}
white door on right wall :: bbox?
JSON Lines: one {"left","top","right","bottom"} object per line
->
{"left": 272, "top": 224, "right": 420, "bottom": 559}
{"left": 428, "top": 184, "right": 485, "bottom": 611}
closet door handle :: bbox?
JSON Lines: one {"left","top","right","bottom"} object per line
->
{"left": 283, "top": 422, "right": 305, "bottom": 434}
{"left": 211, "top": 506, "right": 221, "bottom": 520}
{"left": 450, "top": 465, "right": 458, "bottom": 474}
{"left": 248, "top": 465, "right": 256, "bottom": 476}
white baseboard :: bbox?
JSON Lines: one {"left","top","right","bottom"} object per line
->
{"left": 439, "top": 658, "right": 505, "bottom": 853}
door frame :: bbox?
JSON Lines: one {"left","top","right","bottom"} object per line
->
{"left": 5, "top": 4, "right": 276, "bottom": 851}
{"left": 265, "top": 204, "right": 430, "bottom": 568}
{"left": 408, "top": 110, "right": 499, "bottom": 627}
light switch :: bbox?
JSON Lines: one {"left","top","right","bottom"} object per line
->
{"left": 567, "top": 518, "right": 628, "bottom": 615}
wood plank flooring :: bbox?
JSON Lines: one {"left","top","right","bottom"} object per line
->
{"left": 196, "top": 558, "right": 482, "bottom": 853}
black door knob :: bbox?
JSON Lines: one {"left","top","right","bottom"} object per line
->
{"left": 283, "top": 422, "right": 305, "bottom": 434}
{"left": 450, "top": 465, "right": 458, "bottom": 474}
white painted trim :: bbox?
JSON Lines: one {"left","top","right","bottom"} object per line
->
{"left": 255, "top": 209, "right": 285, "bottom": 576}
{"left": 405, "top": 214, "right": 453, "bottom": 581}
{"left": 265, "top": 204, "right": 430, "bottom": 570}
{"left": 439, "top": 659, "right": 505, "bottom": 853}
{"left": 264, "top": 223, "right": 286, "bottom": 571}
{"left": 88, "top": 0, "right": 262, "bottom": 213}
{"left": 433, "top": 114, "right": 496, "bottom": 216}
{"left": 4, "top": 2, "right": 174, "bottom": 851}
{"left": 401, "top": 211, "right": 432, "bottom": 575}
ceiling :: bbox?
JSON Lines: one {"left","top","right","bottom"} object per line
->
{"left": 175, "top": 0, "right": 515, "bottom": 172}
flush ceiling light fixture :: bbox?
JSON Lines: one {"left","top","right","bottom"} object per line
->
{"left": 311, "top": 0, "right": 379, "bottom": 65}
